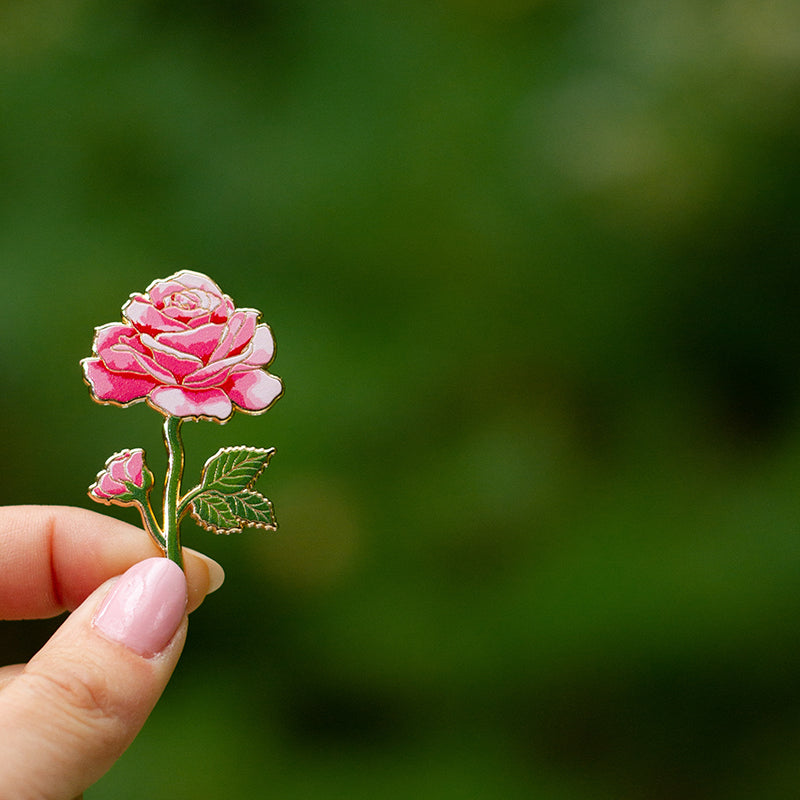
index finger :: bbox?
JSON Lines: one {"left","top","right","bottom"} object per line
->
{"left": 0, "top": 505, "right": 221, "bottom": 618}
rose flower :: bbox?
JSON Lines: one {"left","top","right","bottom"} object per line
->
{"left": 82, "top": 270, "right": 283, "bottom": 421}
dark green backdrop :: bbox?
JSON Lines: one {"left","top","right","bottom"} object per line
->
{"left": 2, "top": 1, "right": 800, "bottom": 797}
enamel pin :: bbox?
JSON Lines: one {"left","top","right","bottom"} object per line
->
{"left": 81, "top": 270, "right": 283, "bottom": 568}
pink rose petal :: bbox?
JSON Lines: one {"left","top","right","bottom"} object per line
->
{"left": 101, "top": 339, "right": 176, "bottom": 383}
{"left": 126, "top": 449, "right": 145, "bottom": 485}
{"left": 97, "top": 471, "right": 125, "bottom": 497}
{"left": 162, "top": 299, "right": 213, "bottom": 327}
{"left": 182, "top": 351, "right": 246, "bottom": 387}
{"left": 94, "top": 323, "right": 140, "bottom": 353}
{"left": 101, "top": 344, "right": 151, "bottom": 375}
{"left": 148, "top": 270, "right": 224, "bottom": 303}
{"left": 244, "top": 324, "right": 275, "bottom": 366}
{"left": 156, "top": 323, "right": 227, "bottom": 362}
{"left": 210, "top": 310, "right": 258, "bottom": 361}
{"left": 149, "top": 385, "right": 233, "bottom": 420}
{"left": 147, "top": 270, "right": 235, "bottom": 327}
{"left": 109, "top": 455, "right": 129, "bottom": 483}
{"left": 142, "top": 333, "right": 204, "bottom": 381}
{"left": 225, "top": 370, "right": 283, "bottom": 412}
{"left": 124, "top": 295, "right": 189, "bottom": 334}
{"left": 83, "top": 358, "right": 160, "bottom": 404}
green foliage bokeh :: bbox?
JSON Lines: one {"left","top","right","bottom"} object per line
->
{"left": 2, "top": 1, "right": 800, "bottom": 797}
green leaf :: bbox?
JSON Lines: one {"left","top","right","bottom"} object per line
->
{"left": 190, "top": 493, "right": 241, "bottom": 532}
{"left": 198, "top": 446, "right": 275, "bottom": 495}
{"left": 190, "top": 489, "right": 277, "bottom": 535}
{"left": 228, "top": 491, "right": 276, "bottom": 528}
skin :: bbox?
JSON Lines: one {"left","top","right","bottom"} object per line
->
{"left": 0, "top": 506, "right": 224, "bottom": 799}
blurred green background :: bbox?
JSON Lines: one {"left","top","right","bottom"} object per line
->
{"left": 2, "top": 0, "right": 800, "bottom": 797}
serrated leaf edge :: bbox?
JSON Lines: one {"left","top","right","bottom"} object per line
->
{"left": 199, "top": 445, "right": 275, "bottom": 495}
{"left": 189, "top": 489, "right": 277, "bottom": 535}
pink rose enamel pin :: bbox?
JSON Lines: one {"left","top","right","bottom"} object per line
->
{"left": 82, "top": 270, "right": 283, "bottom": 568}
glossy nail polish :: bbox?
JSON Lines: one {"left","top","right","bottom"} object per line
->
{"left": 92, "top": 558, "right": 187, "bottom": 657}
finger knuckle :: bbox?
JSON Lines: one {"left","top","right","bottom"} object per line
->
{"left": 21, "top": 659, "right": 122, "bottom": 729}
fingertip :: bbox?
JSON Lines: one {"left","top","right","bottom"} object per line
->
{"left": 92, "top": 558, "right": 187, "bottom": 657}
{"left": 200, "top": 553, "right": 225, "bottom": 594}
{"left": 183, "top": 549, "right": 225, "bottom": 612}
{"left": 0, "top": 664, "right": 25, "bottom": 693}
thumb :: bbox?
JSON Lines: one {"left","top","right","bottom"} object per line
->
{"left": 0, "top": 558, "right": 189, "bottom": 800}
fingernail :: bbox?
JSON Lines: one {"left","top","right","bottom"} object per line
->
{"left": 92, "top": 558, "right": 187, "bottom": 657}
{"left": 197, "top": 552, "right": 225, "bottom": 594}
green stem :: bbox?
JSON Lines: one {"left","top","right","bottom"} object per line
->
{"left": 162, "top": 415, "right": 185, "bottom": 569}
{"left": 137, "top": 497, "right": 165, "bottom": 549}
{"left": 177, "top": 484, "right": 204, "bottom": 521}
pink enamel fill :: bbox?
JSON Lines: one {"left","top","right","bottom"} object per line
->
{"left": 245, "top": 325, "right": 275, "bottom": 365}
{"left": 95, "top": 471, "right": 125, "bottom": 498}
{"left": 127, "top": 449, "right": 144, "bottom": 485}
{"left": 108, "top": 453, "right": 129, "bottom": 483}
{"left": 141, "top": 334, "right": 204, "bottom": 381}
{"left": 123, "top": 295, "right": 188, "bottom": 334}
{"left": 83, "top": 359, "right": 160, "bottom": 404}
{"left": 103, "top": 339, "right": 176, "bottom": 384}
{"left": 149, "top": 270, "right": 223, "bottom": 302}
{"left": 149, "top": 385, "right": 232, "bottom": 420}
{"left": 101, "top": 343, "right": 150, "bottom": 376}
{"left": 90, "top": 449, "right": 147, "bottom": 500}
{"left": 83, "top": 270, "right": 281, "bottom": 420}
{"left": 210, "top": 310, "right": 257, "bottom": 361}
{"left": 156, "top": 324, "right": 227, "bottom": 362}
{"left": 226, "top": 370, "right": 283, "bottom": 412}
{"left": 161, "top": 299, "right": 213, "bottom": 326}
{"left": 94, "top": 323, "right": 139, "bottom": 353}
{"left": 182, "top": 349, "right": 247, "bottom": 387}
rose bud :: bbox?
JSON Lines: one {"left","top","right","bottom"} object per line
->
{"left": 89, "top": 448, "right": 154, "bottom": 504}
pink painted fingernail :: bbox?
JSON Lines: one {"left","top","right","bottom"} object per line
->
{"left": 92, "top": 558, "right": 187, "bottom": 657}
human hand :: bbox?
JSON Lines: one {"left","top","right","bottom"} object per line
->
{"left": 0, "top": 505, "right": 224, "bottom": 799}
